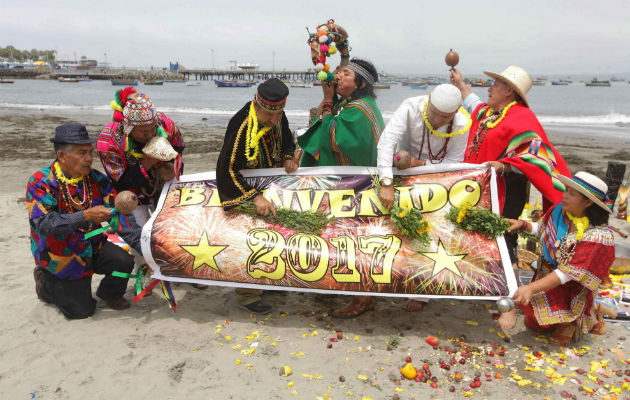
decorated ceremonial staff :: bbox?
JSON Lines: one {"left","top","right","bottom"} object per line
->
{"left": 216, "top": 78, "right": 297, "bottom": 314}
{"left": 450, "top": 63, "right": 570, "bottom": 268}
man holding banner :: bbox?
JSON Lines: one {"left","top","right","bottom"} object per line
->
{"left": 215, "top": 78, "right": 297, "bottom": 313}
{"left": 377, "top": 83, "right": 471, "bottom": 312}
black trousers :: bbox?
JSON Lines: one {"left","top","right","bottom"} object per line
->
{"left": 502, "top": 173, "right": 529, "bottom": 263}
{"left": 35, "top": 241, "right": 134, "bottom": 319}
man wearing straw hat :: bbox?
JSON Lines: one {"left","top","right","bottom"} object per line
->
{"left": 28, "top": 123, "right": 136, "bottom": 319}
{"left": 376, "top": 83, "right": 471, "bottom": 312}
{"left": 450, "top": 66, "right": 569, "bottom": 267}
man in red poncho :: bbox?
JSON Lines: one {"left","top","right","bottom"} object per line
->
{"left": 450, "top": 65, "right": 569, "bottom": 267}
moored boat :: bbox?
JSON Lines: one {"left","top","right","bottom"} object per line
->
{"left": 165, "top": 79, "right": 186, "bottom": 83}
{"left": 143, "top": 80, "right": 164, "bottom": 85}
{"left": 58, "top": 77, "right": 79, "bottom": 83}
{"left": 111, "top": 79, "right": 138, "bottom": 86}
{"left": 585, "top": 79, "right": 611, "bottom": 87}
{"left": 0, "top": 79, "right": 15, "bottom": 84}
{"left": 290, "top": 81, "right": 314, "bottom": 88}
{"left": 214, "top": 79, "right": 255, "bottom": 88}
{"left": 470, "top": 80, "right": 492, "bottom": 87}
{"left": 551, "top": 81, "right": 569, "bottom": 86}
{"left": 532, "top": 80, "right": 546, "bottom": 86}
{"left": 373, "top": 83, "right": 391, "bottom": 89}
{"left": 185, "top": 81, "right": 201, "bottom": 86}
{"left": 408, "top": 83, "right": 428, "bottom": 90}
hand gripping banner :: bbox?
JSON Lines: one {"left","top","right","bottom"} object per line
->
{"left": 141, "top": 164, "right": 517, "bottom": 300}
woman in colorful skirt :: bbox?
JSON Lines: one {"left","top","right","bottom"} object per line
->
{"left": 499, "top": 171, "right": 615, "bottom": 346}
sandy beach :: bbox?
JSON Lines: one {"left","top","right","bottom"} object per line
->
{"left": 1, "top": 110, "right": 630, "bottom": 400}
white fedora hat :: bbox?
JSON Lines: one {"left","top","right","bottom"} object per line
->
{"left": 483, "top": 65, "right": 532, "bottom": 108}
{"left": 557, "top": 171, "right": 612, "bottom": 214}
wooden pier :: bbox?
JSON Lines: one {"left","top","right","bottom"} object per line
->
{"left": 181, "top": 69, "right": 317, "bottom": 81}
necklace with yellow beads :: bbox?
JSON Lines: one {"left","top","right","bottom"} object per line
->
{"left": 242, "top": 102, "right": 271, "bottom": 162}
{"left": 483, "top": 101, "right": 517, "bottom": 129}
{"left": 566, "top": 212, "right": 589, "bottom": 240}
{"left": 53, "top": 161, "right": 91, "bottom": 210}
{"left": 421, "top": 101, "right": 471, "bottom": 138}
{"left": 467, "top": 101, "right": 517, "bottom": 159}
{"left": 555, "top": 212, "right": 589, "bottom": 263}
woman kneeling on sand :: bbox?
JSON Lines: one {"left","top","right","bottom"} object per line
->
{"left": 498, "top": 171, "right": 615, "bottom": 346}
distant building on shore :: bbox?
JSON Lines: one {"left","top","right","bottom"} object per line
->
{"left": 229, "top": 60, "right": 259, "bottom": 71}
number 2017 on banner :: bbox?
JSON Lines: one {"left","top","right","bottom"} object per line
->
{"left": 246, "top": 229, "right": 402, "bottom": 284}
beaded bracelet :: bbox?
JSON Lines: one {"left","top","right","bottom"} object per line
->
{"left": 139, "top": 161, "right": 153, "bottom": 183}
{"left": 519, "top": 220, "right": 530, "bottom": 232}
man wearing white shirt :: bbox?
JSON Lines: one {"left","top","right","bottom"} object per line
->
{"left": 377, "top": 83, "right": 471, "bottom": 311}
{"left": 377, "top": 84, "right": 471, "bottom": 209}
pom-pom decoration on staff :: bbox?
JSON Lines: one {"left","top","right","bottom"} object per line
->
{"left": 306, "top": 19, "right": 350, "bottom": 81}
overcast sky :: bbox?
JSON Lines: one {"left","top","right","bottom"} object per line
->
{"left": 2, "top": 0, "right": 629, "bottom": 75}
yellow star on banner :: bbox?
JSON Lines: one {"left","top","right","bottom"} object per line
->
{"left": 421, "top": 240, "right": 466, "bottom": 278}
{"left": 180, "top": 232, "right": 228, "bottom": 272}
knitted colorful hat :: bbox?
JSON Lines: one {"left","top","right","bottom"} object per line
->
{"left": 122, "top": 93, "right": 156, "bottom": 135}
{"left": 109, "top": 87, "right": 157, "bottom": 136}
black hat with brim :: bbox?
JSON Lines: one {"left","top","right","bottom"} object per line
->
{"left": 50, "top": 123, "right": 97, "bottom": 144}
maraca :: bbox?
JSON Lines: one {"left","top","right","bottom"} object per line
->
{"left": 114, "top": 190, "right": 138, "bottom": 215}
{"left": 445, "top": 49, "right": 459, "bottom": 71}
{"left": 393, "top": 150, "right": 411, "bottom": 170}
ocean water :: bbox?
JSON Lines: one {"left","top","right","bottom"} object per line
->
{"left": 1, "top": 79, "right": 629, "bottom": 133}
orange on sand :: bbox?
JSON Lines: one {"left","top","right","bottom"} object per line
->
{"left": 400, "top": 363, "right": 417, "bottom": 379}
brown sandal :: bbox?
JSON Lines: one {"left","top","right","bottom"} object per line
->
{"left": 333, "top": 296, "right": 374, "bottom": 319}
{"left": 549, "top": 322, "right": 576, "bottom": 347}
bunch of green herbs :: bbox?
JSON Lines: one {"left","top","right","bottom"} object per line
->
{"left": 447, "top": 202, "right": 509, "bottom": 239}
{"left": 230, "top": 200, "right": 333, "bottom": 235}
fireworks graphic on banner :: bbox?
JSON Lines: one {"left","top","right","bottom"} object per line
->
{"left": 146, "top": 167, "right": 512, "bottom": 298}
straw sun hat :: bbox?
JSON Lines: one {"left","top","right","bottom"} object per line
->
{"left": 557, "top": 171, "right": 612, "bottom": 214}
{"left": 483, "top": 65, "right": 533, "bottom": 108}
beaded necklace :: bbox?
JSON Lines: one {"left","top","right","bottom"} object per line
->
{"left": 555, "top": 213, "right": 589, "bottom": 264}
{"left": 467, "top": 101, "right": 517, "bottom": 159}
{"left": 53, "top": 161, "right": 93, "bottom": 212}
{"left": 243, "top": 102, "right": 272, "bottom": 162}
{"left": 419, "top": 119, "right": 453, "bottom": 163}
{"left": 53, "top": 161, "right": 83, "bottom": 186}
{"left": 421, "top": 101, "right": 471, "bottom": 138}
{"left": 566, "top": 212, "right": 589, "bottom": 240}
